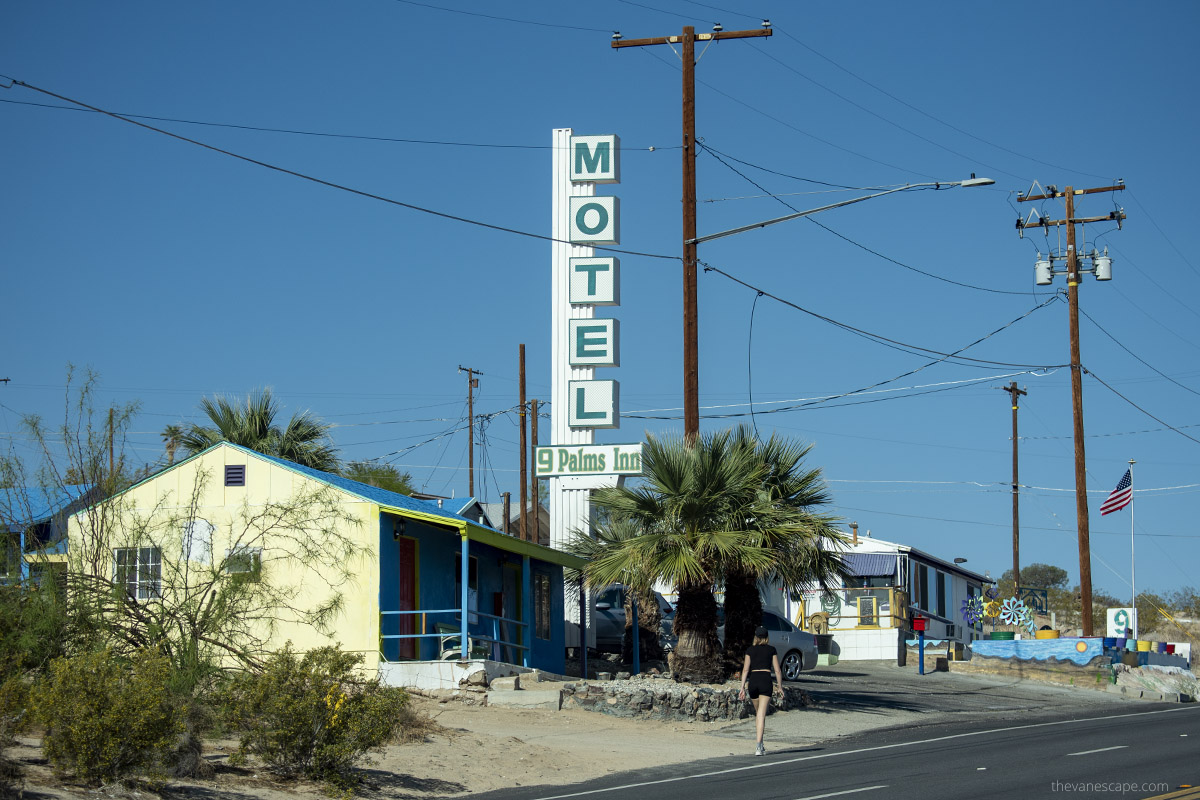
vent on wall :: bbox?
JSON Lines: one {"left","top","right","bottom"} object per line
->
{"left": 224, "top": 465, "right": 246, "bottom": 487}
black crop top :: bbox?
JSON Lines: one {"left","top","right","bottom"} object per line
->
{"left": 746, "top": 643, "right": 777, "bottom": 671}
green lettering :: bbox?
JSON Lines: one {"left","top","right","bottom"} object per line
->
{"left": 574, "top": 387, "right": 605, "bottom": 420}
{"left": 575, "top": 324, "right": 607, "bottom": 358}
{"left": 574, "top": 261, "right": 609, "bottom": 296}
{"left": 574, "top": 141, "right": 610, "bottom": 176}
{"left": 575, "top": 202, "right": 609, "bottom": 236}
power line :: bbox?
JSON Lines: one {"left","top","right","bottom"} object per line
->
{"left": 0, "top": 96, "right": 676, "bottom": 152}
{"left": 1077, "top": 306, "right": 1200, "bottom": 397}
{"left": 2, "top": 79, "right": 679, "bottom": 262}
{"left": 699, "top": 142, "right": 1027, "bottom": 296}
{"left": 1084, "top": 367, "right": 1200, "bottom": 447}
{"left": 387, "top": 0, "right": 609, "bottom": 32}
{"left": 701, "top": 261, "right": 1066, "bottom": 369}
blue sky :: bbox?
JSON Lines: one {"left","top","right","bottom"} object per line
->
{"left": 4, "top": 1, "right": 1198, "bottom": 597}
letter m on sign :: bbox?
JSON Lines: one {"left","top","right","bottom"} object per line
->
{"left": 570, "top": 135, "right": 620, "bottom": 184}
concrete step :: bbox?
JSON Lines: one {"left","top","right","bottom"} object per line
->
{"left": 486, "top": 688, "right": 563, "bottom": 710}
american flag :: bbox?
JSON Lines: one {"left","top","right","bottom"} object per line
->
{"left": 1100, "top": 469, "right": 1133, "bottom": 515}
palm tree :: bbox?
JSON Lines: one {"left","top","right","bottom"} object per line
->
{"left": 719, "top": 428, "right": 848, "bottom": 675}
{"left": 566, "top": 517, "right": 664, "bottom": 663}
{"left": 161, "top": 424, "right": 183, "bottom": 466}
{"left": 170, "top": 390, "right": 340, "bottom": 472}
{"left": 576, "top": 427, "right": 847, "bottom": 683}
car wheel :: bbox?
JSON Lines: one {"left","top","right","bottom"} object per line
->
{"left": 781, "top": 650, "right": 803, "bottom": 681}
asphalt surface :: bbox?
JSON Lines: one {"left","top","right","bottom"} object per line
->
{"left": 482, "top": 661, "right": 1200, "bottom": 800}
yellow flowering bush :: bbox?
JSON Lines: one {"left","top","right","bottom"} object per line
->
{"left": 30, "top": 648, "right": 183, "bottom": 784}
{"left": 222, "top": 645, "right": 409, "bottom": 790}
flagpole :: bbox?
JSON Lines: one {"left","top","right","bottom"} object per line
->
{"left": 1129, "top": 459, "right": 1136, "bottom": 611}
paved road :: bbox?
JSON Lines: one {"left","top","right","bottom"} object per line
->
{"left": 482, "top": 661, "right": 1200, "bottom": 800}
{"left": 495, "top": 703, "right": 1199, "bottom": 800}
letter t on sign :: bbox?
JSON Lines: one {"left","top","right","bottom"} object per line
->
{"left": 569, "top": 257, "right": 620, "bottom": 305}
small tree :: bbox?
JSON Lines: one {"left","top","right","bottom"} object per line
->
{"left": 341, "top": 461, "right": 414, "bottom": 495}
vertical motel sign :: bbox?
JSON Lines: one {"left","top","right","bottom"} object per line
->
{"left": 567, "top": 135, "right": 621, "bottom": 429}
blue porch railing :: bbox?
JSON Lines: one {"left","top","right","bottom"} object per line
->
{"left": 380, "top": 608, "right": 530, "bottom": 667}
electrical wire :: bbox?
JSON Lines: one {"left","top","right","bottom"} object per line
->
{"left": 701, "top": 262, "right": 1066, "bottom": 369}
{"left": 3, "top": 79, "right": 679, "bottom": 263}
{"left": 639, "top": 48, "right": 931, "bottom": 179}
{"left": 1077, "top": 307, "right": 1200, "bottom": 398}
{"left": 746, "top": 41, "right": 1026, "bottom": 184}
{"left": 0, "top": 96, "right": 676, "bottom": 153}
{"left": 1084, "top": 368, "right": 1200, "bottom": 447}
{"left": 698, "top": 142, "right": 1028, "bottom": 296}
{"left": 387, "top": 0, "right": 610, "bottom": 32}
{"left": 747, "top": 290, "right": 764, "bottom": 437}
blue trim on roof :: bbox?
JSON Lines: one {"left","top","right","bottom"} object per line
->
{"left": 1, "top": 485, "right": 94, "bottom": 528}
{"left": 224, "top": 443, "right": 478, "bottom": 528}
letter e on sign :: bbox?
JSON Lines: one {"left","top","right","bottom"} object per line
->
{"left": 570, "top": 135, "right": 620, "bottom": 184}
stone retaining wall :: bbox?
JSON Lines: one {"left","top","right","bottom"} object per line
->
{"left": 560, "top": 679, "right": 812, "bottom": 722}
{"left": 950, "top": 653, "right": 1113, "bottom": 690}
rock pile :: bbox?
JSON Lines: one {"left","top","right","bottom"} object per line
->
{"left": 560, "top": 674, "right": 812, "bottom": 722}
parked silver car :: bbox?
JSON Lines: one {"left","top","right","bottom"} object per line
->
{"left": 593, "top": 584, "right": 674, "bottom": 653}
{"left": 719, "top": 609, "right": 818, "bottom": 681}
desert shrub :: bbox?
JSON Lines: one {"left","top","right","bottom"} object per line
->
{"left": 0, "top": 676, "right": 29, "bottom": 795}
{"left": 222, "top": 645, "right": 409, "bottom": 789}
{"left": 30, "top": 648, "right": 183, "bottom": 784}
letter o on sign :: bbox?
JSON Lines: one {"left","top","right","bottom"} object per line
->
{"left": 575, "top": 202, "right": 608, "bottom": 235}
{"left": 569, "top": 196, "right": 619, "bottom": 245}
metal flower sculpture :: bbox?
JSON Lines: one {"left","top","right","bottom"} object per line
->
{"left": 960, "top": 596, "right": 984, "bottom": 626}
{"left": 1019, "top": 606, "right": 1038, "bottom": 635}
{"left": 984, "top": 600, "right": 1001, "bottom": 619}
{"left": 984, "top": 585, "right": 1000, "bottom": 602}
{"left": 999, "top": 598, "right": 1025, "bottom": 625}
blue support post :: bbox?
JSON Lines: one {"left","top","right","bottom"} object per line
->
{"left": 460, "top": 534, "right": 470, "bottom": 660}
{"left": 918, "top": 630, "right": 925, "bottom": 675}
{"left": 631, "top": 595, "right": 640, "bottom": 676}
{"left": 579, "top": 580, "right": 588, "bottom": 680}
{"left": 521, "top": 555, "right": 532, "bottom": 668}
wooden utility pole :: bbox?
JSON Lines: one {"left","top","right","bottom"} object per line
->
{"left": 999, "top": 382, "right": 1027, "bottom": 592}
{"left": 613, "top": 23, "right": 772, "bottom": 438}
{"left": 530, "top": 398, "right": 540, "bottom": 544}
{"left": 1017, "top": 182, "right": 1125, "bottom": 636}
{"left": 458, "top": 366, "right": 480, "bottom": 498}
{"left": 518, "top": 346, "right": 528, "bottom": 542}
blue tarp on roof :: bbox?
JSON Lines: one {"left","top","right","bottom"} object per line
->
{"left": 844, "top": 553, "right": 898, "bottom": 577}
{"left": 0, "top": 485, "right": 93, "bottom": 528}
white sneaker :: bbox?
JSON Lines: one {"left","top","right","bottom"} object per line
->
{"left": 755, "top": 743, "right": 765, "bottom": 756}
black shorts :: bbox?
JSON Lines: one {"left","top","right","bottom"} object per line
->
{"left": 747, "top": 672, "right": 773, "bottom": 699}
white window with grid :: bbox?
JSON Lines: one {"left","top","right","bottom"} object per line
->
{"left": 114, "top": 546, "right": 161, "bottom": 600}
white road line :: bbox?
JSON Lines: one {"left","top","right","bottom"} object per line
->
{"left": 795, "top": 787, "right": 887, "bottom": 800}
{"left": 528, "top": 705, "right": 1199, "bottom": 800}
{"left": 1067, "top": 745, "right": 1129, "bottom": 757}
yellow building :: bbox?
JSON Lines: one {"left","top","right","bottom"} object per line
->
{"left": 67, "top": 441, "right": 580, "bottom": 676}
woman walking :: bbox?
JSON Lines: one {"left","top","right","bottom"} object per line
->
{"left": 738, "top": 625, "right": 785, "bottom": 755}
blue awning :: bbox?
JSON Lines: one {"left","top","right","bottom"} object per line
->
{"left": 843, "top": 553, "right": 898, "bottom": 577}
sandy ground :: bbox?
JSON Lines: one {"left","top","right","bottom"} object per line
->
{"left": 7, "top": 661, "right": 1146, "bottom": 799}
{"left": 7, "top": 696, "right": 760, "bottom": 799}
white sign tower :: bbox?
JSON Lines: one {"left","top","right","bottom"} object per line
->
{"left": 550, "top": 128, "right": 627, "bottom": 646}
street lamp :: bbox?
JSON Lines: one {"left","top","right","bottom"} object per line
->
{"left": 679, "top": 175, "right": 995, "bottom": 436}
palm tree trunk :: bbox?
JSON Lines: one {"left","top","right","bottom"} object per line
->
{"left": 722, "top": 569, "right": 763, "bottom": 677}
{"left": 668, "top": 581, "right": 724, "bottom": 683}
{"left": 621, "top": 587, "right": 664, "bottom": 664}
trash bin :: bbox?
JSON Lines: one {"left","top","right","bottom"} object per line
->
{"left": 814, "top": 634, "right": 833, "bottom": 655}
